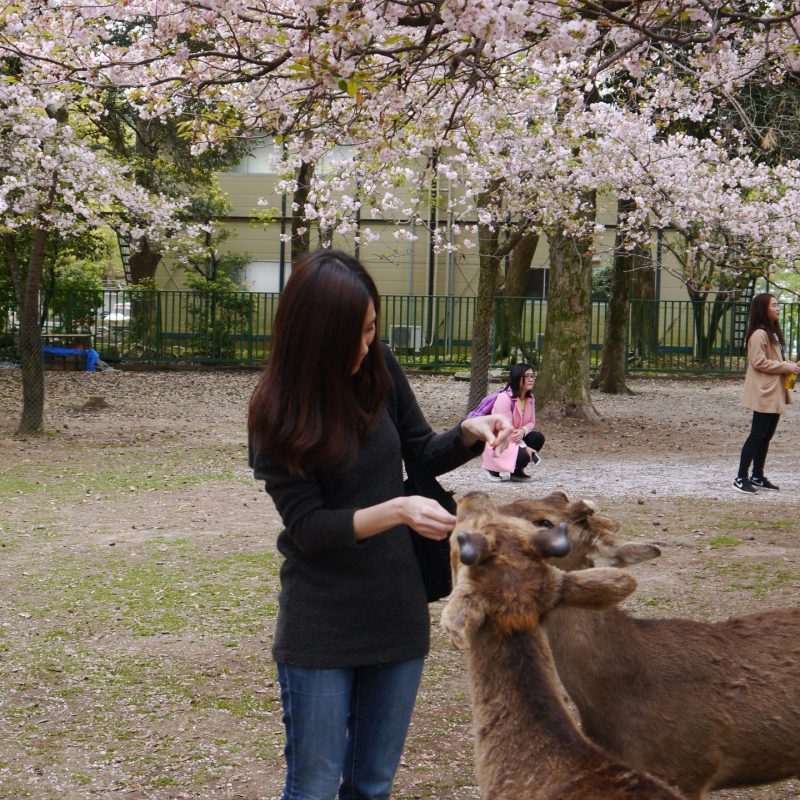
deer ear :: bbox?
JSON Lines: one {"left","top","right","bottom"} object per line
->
{"left": 567, "top": 499, "right": 596, "bottom": 522}
{"left": 456, "top": 531, "right": 488, "bottom": 565}
{"left": 594, "top": 541, "right": 661, "bottom": 568}
{"left": 543, "top": 490, "right": 569, "bottom": 505}
{"left": 560, "top": 568, "right": 637, "bottom": 609}
{"left": 533, "top": 522, "right": 570, "bottom": 558}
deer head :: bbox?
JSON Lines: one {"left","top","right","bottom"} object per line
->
{"left": 442, "top": 492, "right": 637, "bottom": 650}
{"left": 500, "top": 491, "right": 661, "bottom": 570}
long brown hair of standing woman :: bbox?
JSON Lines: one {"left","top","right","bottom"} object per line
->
{"left": 744, "top": 292, "right": 785, "bottom": 348}
{"left": 248, "top": 250, "right": 390, "bottom": 477}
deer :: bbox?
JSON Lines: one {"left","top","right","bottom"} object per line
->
{"left": 499, "top": 490, "right": 800, "bottom": 800}
{"left": 441, "top": 491, "right": 686, "bottom": 800}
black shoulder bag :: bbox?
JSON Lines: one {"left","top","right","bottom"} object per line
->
{"left": 387, "top": 402, "right": 456, "bottom": 602}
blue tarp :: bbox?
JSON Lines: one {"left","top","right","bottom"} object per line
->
{"left": 42, "top": 345, "right": 99, "bottom": 372}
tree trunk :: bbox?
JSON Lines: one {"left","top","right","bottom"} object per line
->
{"left": 9, "top": 229, "right": 48, "bottom": 433}
{"left": 536, "top": 194, "right": 599, "bottom": 421}
{"left": 629, "top": 233, "right": 658, "bottom": 362}
{"left": 500, "top": 232, "right": 539, "bottom": 357}
{"left": 689, "top": 288, "right": 735, "bottom": 366}
{"left": 468, "top": 219, "right": 502, "bottom": 411}
{"left": 128, "top": 234, "right": 162, "bottom": 285}
{"left": 592, "top": 198, "right": 636, "bottom": 394}
{"left": 291, "top": 160, "right": 314, "bottom": 261}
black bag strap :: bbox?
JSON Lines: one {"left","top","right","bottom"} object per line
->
{"left": 386, "top": 381, "right": 456, "bottom": 514}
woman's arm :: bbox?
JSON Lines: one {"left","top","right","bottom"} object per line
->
{"left": 492, "top": 390, "right": 530, "bottom": 446}
{"left": 254, "top": 447, "right": 456, "bottom": 549}
{"left": 354, "top": 496, "right": 455, "bottom": 541}
{"left": 749, "top": 330, "right": 800, "bottom": 374}
{"left": 387, "top": 348, "right": 484, "bottom": 475}
{"left": 252, "top": 451, "right": 360, "bottom": 553}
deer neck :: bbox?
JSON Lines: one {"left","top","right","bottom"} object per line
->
{"left": 467, "top": 623, "right": 596, "bottom": 786}
{"left": 541, "top": 604, "right": 642, "bottom": 709}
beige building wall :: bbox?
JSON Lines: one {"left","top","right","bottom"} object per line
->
{"left": 156, "top": 167, "right": 692, "bottom": 305}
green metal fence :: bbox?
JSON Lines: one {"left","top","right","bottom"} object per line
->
{"left": 2, "top": 288, "right": 798, "bottom": 375}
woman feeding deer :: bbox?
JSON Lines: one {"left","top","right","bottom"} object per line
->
{"left": 247, "top": 249, "right": 512, "bottom": 800}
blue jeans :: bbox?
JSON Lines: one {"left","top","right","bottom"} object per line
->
{"left": 277, "top": 658, "right": 425, "bottom": 800}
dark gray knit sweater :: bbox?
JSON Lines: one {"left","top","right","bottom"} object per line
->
{"left": 251, "top": 349, "right": 479, "bottom": 668}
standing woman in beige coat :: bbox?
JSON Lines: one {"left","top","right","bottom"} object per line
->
{"left": 734, "top": 293, "right": 800, "bottom": 494}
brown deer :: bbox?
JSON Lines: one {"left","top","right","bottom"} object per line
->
{"left": 501, "top": 490, "right": 800, "bottom": 800}
{"left": 441, "top": 491, "right": 686, "bottom": 800}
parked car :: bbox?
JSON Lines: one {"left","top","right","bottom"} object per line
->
{"left": 104, "top": 302, "right": 131, "bottom": 327}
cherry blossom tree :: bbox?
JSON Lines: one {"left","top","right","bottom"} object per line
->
{"left": 0, "top": 75, "right": 179, "bottom": 433}
{"left": 4, "top": 0, "right": 800, "bottom": 419}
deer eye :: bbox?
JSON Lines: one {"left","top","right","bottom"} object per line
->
{"left": 533, "top": 518, "right": 554, "bottom": 528}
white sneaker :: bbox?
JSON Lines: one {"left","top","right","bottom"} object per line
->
{"left": 486, "top": 471, "right": 503, "bottom": 482}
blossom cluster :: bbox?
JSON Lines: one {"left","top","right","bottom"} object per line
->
{"left": 0, "top": 79, "right": 177, "bottom": 243}
{"left": 1, "top": 0, "right": 799, "bottom": 279}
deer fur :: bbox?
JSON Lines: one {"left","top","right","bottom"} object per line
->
{"left": 441, "top": 491, "right": 686, "bottom": 800}
{"left": 501, "top": 490, "right": 800, "bottom": 800}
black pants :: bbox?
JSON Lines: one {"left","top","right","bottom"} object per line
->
{"left": 516, "top": 430, "right": 546, "bottom": 472}
{"left": 737, "top": 411, "right": 780, "bottom": 480}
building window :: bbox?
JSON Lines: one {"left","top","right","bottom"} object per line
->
{"left": 227, "top": 139, "right": 282, "bottom": 175}
{"left": 241, "top": 260, "right": 290, "bottom": 293}
{"left": 317, "top": 145, "right": 355, "bottom": 175}
{"left": 525, "top": 267, "right": 549, "bottom": 298}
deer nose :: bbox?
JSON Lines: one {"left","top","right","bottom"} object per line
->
{"left": 537, "top": 522, "right": 571, "bottom": 559}
{"left": 457, "top": 530, "right": 484, "bottom": 565}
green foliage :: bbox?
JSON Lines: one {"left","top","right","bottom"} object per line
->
{"left": 592, "top": 262, "right": 613, "bottom": 301}
{"left": 0, "top": 274, "right": 15, "bottom": 350}
{"left": 47, "top": 256, "right": 104, "bottom": 330}
{"left": 172, "top": 193, "right": 254, "bottom": 359}
{"left": 179, "top": 193, "right": 250, "bottom": 291}
{"left": 0, "top": 226, "right": 123, "bottom": 341}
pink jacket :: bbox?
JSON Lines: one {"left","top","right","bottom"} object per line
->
{"left": 481, "top": 389, "right": 536, "bottom": 472}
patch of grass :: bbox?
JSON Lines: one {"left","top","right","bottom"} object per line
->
{"left": 0, "top": 448, "right": 242, "bottom": 505}
{"left": 707, "top": 535, "right": 741, "bottom": 548}
{"left": 149, "top": 775, "right": 178, "bottom": 788}
{"left": 209, "top": 694, "right": 276, "bottom": 718}
{"left": 701, "top": 561, "right": 799, "bottom": 599}
{"left": 713, "top": 512, "right": 796, "bottom": 534}
{"left": 17, "top": 548, "right": 279, "bottom": 638}
{"left": 0, "top": 476, "right": 40, "bottom": 495}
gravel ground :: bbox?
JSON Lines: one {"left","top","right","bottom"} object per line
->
{"left": 413, "top": 373, "right": 800, "bottom": 502}
{"left": 0, "top": 367, "right": 798, "bottom": 800}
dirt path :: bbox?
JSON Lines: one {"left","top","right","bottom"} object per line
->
{"left": 0, "top": 368, "right": 798, "bottom": 799}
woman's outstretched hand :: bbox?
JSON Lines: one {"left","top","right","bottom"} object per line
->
{"left": 401, "top": 496, "right": 457, "bottom": 540}
{"left": 460, "top": 414, "right": 514, "bottom": 455}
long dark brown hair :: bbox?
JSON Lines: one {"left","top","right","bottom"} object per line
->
{"left": 248, "top": 250, "right": 390, "bottom": 476}
{"left": 744, "top": 292, "right": 785, "bottom": 348}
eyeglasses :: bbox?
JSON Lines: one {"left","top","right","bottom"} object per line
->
{"left": 524, "top": 372, "right": 536, "bottom": 379}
